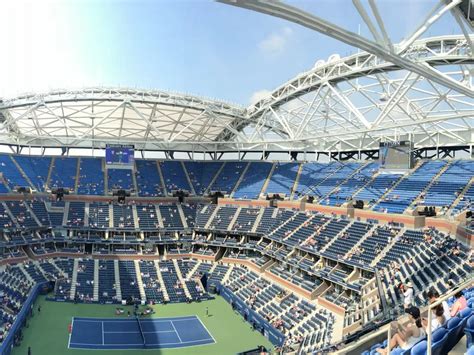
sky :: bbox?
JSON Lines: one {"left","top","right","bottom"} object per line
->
{"left": 0, "top": 0, "right": 464, "bottom": 106}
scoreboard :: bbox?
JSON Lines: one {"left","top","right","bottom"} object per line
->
{"left": 379, "top": 140, "right": 414, "bottom": 170}
{"left": 106, "top": 144, "right": 135, "bottom": 166}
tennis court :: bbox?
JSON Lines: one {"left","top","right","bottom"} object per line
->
{"left": 68, "top": 315, "right": 215, "bottom": 350}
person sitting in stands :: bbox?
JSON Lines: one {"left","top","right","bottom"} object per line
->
{"left": 422, "top": 303, "right": 446, "bottom": 332}
{"left": 425, "top": 289, "right": 451, "bottom": 321}
{"left": 376, "top": 307, "right": 426, "bottom": 354}
{"left": 450, "top": 291, "right": 467, "bottom": 317}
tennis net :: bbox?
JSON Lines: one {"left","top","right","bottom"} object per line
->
{"left": 136, "top": 316, "right": 146, "bottom": 346}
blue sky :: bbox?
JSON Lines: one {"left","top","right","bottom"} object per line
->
{"left": 0, "top": 0, "right": 461, "bottom": 105}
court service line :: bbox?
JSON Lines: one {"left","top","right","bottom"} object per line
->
{"left": 170, "top": 321, "right": 183, "bottom": 343}
{"left": 104, "top": 330, "right": 176, "bottom": 334}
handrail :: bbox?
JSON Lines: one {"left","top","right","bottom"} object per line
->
{"left": 334, "top": 274, "right": 473, "bottom": 354}
{"left": 424, "top": 275, "right": 474, "bottom": 355}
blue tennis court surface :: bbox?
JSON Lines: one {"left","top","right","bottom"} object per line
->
{"left": 68, "top": 315, "right": 216, "bottom": 350}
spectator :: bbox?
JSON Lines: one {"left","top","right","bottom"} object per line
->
{"left": 450, "top": 291, "right": 467, "bottom": 317}
{"left": 376, "top": 307, "right": 425, "bottom": 354}
{"left": 426, "top": 289, "right": 451, "bottom": 322}
{"left": 422, "top": 303, "right": 445, "bottom": 332}
{"left": 402, "top": 282, "right": 414, "bottom": 309}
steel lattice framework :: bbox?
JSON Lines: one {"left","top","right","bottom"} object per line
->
{"left": 0, "top": 0, "right": 472, "bottom": 154}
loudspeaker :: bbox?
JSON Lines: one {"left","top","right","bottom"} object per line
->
{"left": 307, "top": 196, "right": 315, "bottom": 204}
{"left": 52, "top": 187, "right": 69, "bottom": 201}
{"left": 354, "top": 200, "right": 364, "bottom": 209}
{"left": 209, "top": 191, "right": 224, "bottom": 204}
{"left": 16, "top": 186, "right": 31, "bottom": 194}
{"left": 172, "top": 190, "right": 189, "bottom": 203}
{"left": 113, "top": 189, "right": 130, "bottom": 204}
{"left": 200, "top": 273, "right": 208, "bottom": 291}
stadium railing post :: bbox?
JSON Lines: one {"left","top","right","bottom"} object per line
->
{"left": 427, "top": 304, "right": 432, "bottom": 355}
{"left": 387, "top": 322, "right": 391, "bottom": 353}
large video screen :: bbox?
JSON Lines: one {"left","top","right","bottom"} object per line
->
{"left": 380, "top": 141, "right": 414, "bottom": 170}
{"left": 105, "top": 144, "right": 135, "bottom": 165}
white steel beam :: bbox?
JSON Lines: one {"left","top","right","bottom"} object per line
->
{"left": 218, "top": 0, "right": 473, "bottom": 98}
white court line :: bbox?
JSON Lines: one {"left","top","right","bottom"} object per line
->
{"left": 170, "top": 321, "right": 183, "bottom": 343}
{"left": 195, "top": 316, "right": 217, "bottom": 344}
{"left": 102, "top": 321, "right": 104, "bottom": 345}
{"left": 73, "top": 317, "right": 196, "bottom": 324}
{"left": 104, "top": 330, "right": 176, "bottom": 334}
{"left": 70, "top": 338, "right": 215, "bottom": 347}
{"left": 67, "top": 317, "right": 74, "bottom": 349}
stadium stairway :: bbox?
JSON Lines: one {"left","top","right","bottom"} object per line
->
{"left": 343, "top": 224, "right": 377, "bottom": 259}
{"left": 62, "top": 201, "right": 70, "bottom": 226}
{"left": 133, "top": 260, "right": 147, "bottom": 302}
{"left": 132, "top": 205, "right": 139, "bottom": 228}
{"left": 70, "top": 259, "right": 79, "bottom": 300}
{"left": 369, "top": 228, "right": 406, "bottom": 267}
{"left": 18, "top": 264, "right": 35, "bottom": 284}
{"left": 26, "top": 203, "right": 42, "bottom": 226}
{"left": 2, "top": 202, "right": 19, "bottom": 228}
{"left": 155, "top": 161, "right": 168, "bottom": 195}
{"left": 450, "top": 175, "right": 474, "bottom": 214}
{"left": 259, "top": 162, "right": 276, "bottom": 196}
{"left": 74, "top": 158, "right": 81, "bottom": 193}
{"left": 369, "top": 171, "right": 406, "bottom": 208}
{"left": 172, "top": 259, "right": 192, "bottom": 299}
{"left": 407, "top": 160, "right": 452, "bottom": 211}
{"left": 84, "top": 202, "right": 91, "bottom": 227}
{"left": 154, "top": 204, "right": 165, "bottom": 228}
{"left": 251, "top": 208, "right": 265, "bottom": 233}
{"left": 153, "top": 260, "right": 170, "bottom": 302}
{"left": 103, "top": 159, "right": 108, "bottom": 194}
{"left": 181, "top": 161, "right": 196, "bottom": 195}
{"left": 203, "top": 162, "right": 226, "bottom": 195}
{"left": 229, "top": 161, "right": 250, "bottom": 197}
{"left": 45, "top": 157, "right": 55, "bottom": 188}
{"left": 290, "top": 163, "right": 304, "bottom": 200}
{"left": 188, "top": 260, "right": 203, "bottom": 278}
{"left": 113, "top": 260, "right": 122, "bottom": 302}
{"left": 131, "top": 166, "right": 139, "bottom": 194}
{"left": 93, "top": 260, "right": 99, "bottom": 301}
{"left": 321, "top": 162, "right": 370, "bottom": 202}
{"left": 10, "top": 156, "right": 34, "bottom": 190}
{"left": 221, "top": 264, "right": 234, "bottom": 284}
{"left": 204, "top": 205, "right": 220, "bottom": 230}
{"left": 227, "top": 206, "right": 242, "bottom": 231}
{"left": 177, "top": 204, "right": 188, "bottom": 229}
{"left": 0, "top": 176, "right": 10, "bottom": 192}
{"left": 108, "top": 204, "right": 114, "bottom": 228}
{"left": 363, "top": 160, "right": 425, "bottom": 208}
{"left": 297, "top": 162, "right": 343, "bottom": 198}
{"left": 319, "top": 221, "right": 353, "bottom": 254}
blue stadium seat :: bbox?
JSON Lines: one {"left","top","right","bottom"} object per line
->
{"left": 467, "top": 345, "right": 474, "bottom": 355}
{"left": 409, "top": 340, "right": 426, "bottom": 355}
{"left": 460, "top": 308, "right": 473, "bottom": 319}
{"left": 465, "top": 314, "right": 474, "bottom": 348}
{"left": 431, "top": 327, "right": 448, "bottom": 355}
{"left": 444, "top": 316, "right": 465, "bottom": 353}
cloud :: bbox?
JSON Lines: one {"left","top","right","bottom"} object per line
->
{"left": 249, "top": 89, "right": 272, "bottom": 105}
{"left": 258, "top": 27, "right": 293, "bottom": 55}
{"left": 250, "top": 89, "right": 272, "bottom": 105}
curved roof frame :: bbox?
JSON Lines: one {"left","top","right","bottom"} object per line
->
{"left": 0, "top": 1, "right": 472, "bottom": 153}
{"left": 215, "top": 0, "right": 474, "bottom": 152}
